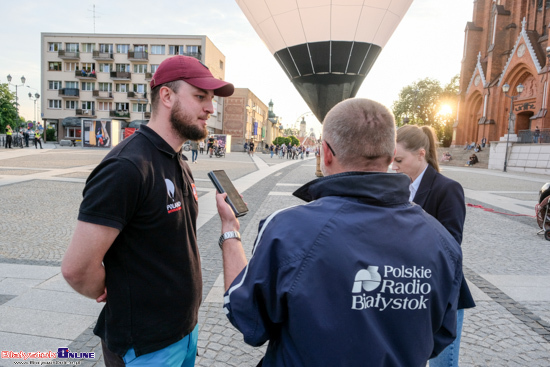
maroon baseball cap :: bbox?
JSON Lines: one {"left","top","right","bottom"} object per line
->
{"left": 150, "top": 55, "right": 234, "bottom": 97}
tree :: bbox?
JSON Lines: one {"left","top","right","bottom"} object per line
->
{"left": 273, "top": 136, "right": 290, "bottom": 146}
{"left": 288, "top": 135, "right": 300, "bottom": 146}
{"left": 0, "top": 83, "right": 17, "bottom": 133}
{"left": 392, "top": 75, "right": 459, "bottom": 147}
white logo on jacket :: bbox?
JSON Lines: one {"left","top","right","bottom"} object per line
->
{"left": 351, "top": 265, "right": 433, "bottom": 311}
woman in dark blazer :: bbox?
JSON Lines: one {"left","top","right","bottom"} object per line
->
{"left": 392, "top": 125, "right": 475, "bottom": 367}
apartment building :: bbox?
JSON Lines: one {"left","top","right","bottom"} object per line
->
{"left": 41, "top": 33, "right": 228, "bottom": 142}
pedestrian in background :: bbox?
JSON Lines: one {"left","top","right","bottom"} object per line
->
{"left": 199, "top": 140, "right": 205, "bottom": 154}
{"left": 5, "top": 125, "right": 12, "bottom": 149}
{"left": 34, "top": 130, "right": 43, "bottom": 149}
{"left": 190, "top": 140, "right": 199, "bottom": 163}
{"left": 393, "top": 124, "right": 475, "bottom": 367}
{"left": 534, "top": 126, "right": 541, "bottom": 144}
{"left": 62, "top": 55, "right": 234, "bottom": 367}
{"left": 215, "top": 98, "right": 463, "bottom": 366}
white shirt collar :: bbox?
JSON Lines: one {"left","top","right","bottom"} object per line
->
{"left": 409, "top": 165, "right": 429, "bottom": 202}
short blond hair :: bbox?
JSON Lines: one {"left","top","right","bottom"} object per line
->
{"left": 322, "top": 98, "right": 396, "bottom": 168}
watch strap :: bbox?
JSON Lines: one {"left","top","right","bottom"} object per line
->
{"left": 218, "top": 231, "right": 241, "bottom": 249}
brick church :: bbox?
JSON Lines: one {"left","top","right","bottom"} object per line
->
{"left": 456, "top": 0, "right": 550, "bottom": 146}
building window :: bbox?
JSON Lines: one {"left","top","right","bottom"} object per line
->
{"left": 133, "top": 64, "right": 147, "bottom": 73}
{"left": 116, "top": 64, "right": 130, "bottom": 72}
{"left": 134, "top": 44, "right": 148, "bottom": 52}
{"left": 133, "top": 84, "right": 146, "bottom": 93}
{"left": 169, "top": 45, "right": 185, "bottom": 55}
{"left": 220, "top": 60, "right": 224, "bottom": 70}
{"left": 99, "top": 82, "right": 112, "bottom": 92}
{"left": 48, "top": 100, "right": 62, "bottom": 109}
{"left": 116, "top": 44, "right": 129, "bottom": 54}
{"left": 48, "top": 81, "right": 62, "bottom": 90}
{"left": 151, "top": 64, "right": 159, "bottom": 73}
{"left": 82, "top": 82, "right": 95, "bottom": 91}
{"left": 82, "top": 43, "right": 94, "bottom": 53}
{"left": 65, "top": 62, "right": 78, "bottom": 72}
{"left": 99, "top": 63, "right": 112, "bottom": 72}
{"left": 98, "top": 102, "right": 112, "bottom": 111}
{"left": 133, "top": 103, "right": 147, "bottom": 112}
{"left": 66, "top": 43, "right": 79, "bottom": 52}
{"left": 82, "top": 63, "right": 95, "bottom": 72}
{"left": 48, "top": 42, "right": 61, "bottom": 52}
{"left": 65, "top": 100, "right": 78, "bottom": 110}
{"left": 48, "top": 62, "right": 62, "bottom": 71}
{"left": 150, "top": 45, "right": 165, "bottom": 55}
{"left": 116, "top": 84, "right": 129, "bottom": 93}
{"left": 99, "top": 44, "right": 113, "bottom": 53}
{"left": 65, "top": 127, "right": 81, "bottom": 138}
{"left": 81, "top": 101, "right": 94, "bottom": 110}
{"left": 115, "top": 102, "right": 129, "bottom": 111}
{"left": 66, "top": 81, "right": 79, "bottom": 89}
{"left": 187, "top": 45, "right": 199, "bottom": 55}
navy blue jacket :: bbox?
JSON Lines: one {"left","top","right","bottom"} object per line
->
{"left": 413, "top": 165, "right": 475, "bottom": 310}
{"left": 224, "top": 172, "right": 463, "bottom": 367}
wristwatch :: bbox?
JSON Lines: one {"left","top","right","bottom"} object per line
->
{"left": 218, "top": 231, "right": 241, "bottom": 249}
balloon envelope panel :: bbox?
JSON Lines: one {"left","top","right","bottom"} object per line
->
{"left": 236, "top": 0, "right": 414, "bottom": 121}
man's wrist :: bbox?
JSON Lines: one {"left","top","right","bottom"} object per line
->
{"left": 219, "top": 231, "right": 241, "bottom": 249}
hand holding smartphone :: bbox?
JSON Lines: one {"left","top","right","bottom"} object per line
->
{"left": 208, "top": 170, "right": 249, "bottom": 217}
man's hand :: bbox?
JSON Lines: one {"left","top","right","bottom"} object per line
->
{"left": 216, "top": 192, "right": 241, "bottom": 233}
{"left": 216, "top": 192, "right": 247, "bottom": 290}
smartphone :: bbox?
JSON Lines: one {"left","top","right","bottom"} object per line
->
{"left": 208, "top": 170, "right": 249, "bottom": 217}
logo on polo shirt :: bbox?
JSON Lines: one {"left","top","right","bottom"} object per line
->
{"left": 351, "top": 265, "right": 433, "bottom": 311}
{"left": 165, "top": 178, "right": 182, "bottom": 214}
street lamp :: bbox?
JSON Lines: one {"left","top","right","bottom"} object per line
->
{"left": 502, "top": 83, "right": 524, "bottom": 172}
{"left": 28, "top": 92, "right": 40, "bottom": 124}
{"left": 7, "top": 74, "right": 26, "bottom": 129}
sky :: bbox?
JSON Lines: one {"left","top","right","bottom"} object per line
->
{"left": 0, "top": 0, "right": 474, "bottom": 136}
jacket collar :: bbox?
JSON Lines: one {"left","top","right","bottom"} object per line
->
{"left": 293, "top": 171, "right": 411, "bottom": 206}
{"left": 412, "top": 164, "right": 437, "bottom": 205}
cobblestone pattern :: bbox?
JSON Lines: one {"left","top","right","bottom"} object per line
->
{"left": 460, "top": 301, "right": 550, "bottom": 366}
{"left": 0, "top": 151, "right": 107, "bottom": 169}
{"left": 0, "top": 180, "right": 82, "bottom": 263}
{"left": 442, "top": 170, "right": 544, "bottom": 193}
{"left": 462, "top": 203, "right": 548, "bottom": 276}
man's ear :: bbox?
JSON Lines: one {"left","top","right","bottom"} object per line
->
{"left": 322, "top": 140, "right": 333, "bottom": 167}
{"left": 158, "top": 86, "right": 174, "bottom": 109}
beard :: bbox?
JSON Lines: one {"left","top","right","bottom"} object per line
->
{"left": 169, "top": 99, "right": 208, "bottom": 141}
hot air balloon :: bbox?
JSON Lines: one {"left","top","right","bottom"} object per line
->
{"left": 236, "top": 0, "right": 414, "bottom": 121}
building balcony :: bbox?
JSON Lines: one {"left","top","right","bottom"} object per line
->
{"left": 93, "top": 90, "right": 114, "bottom": 99}
{"left": 110, "top": 110, "right": 130, "bottom": 119}
{"left": 127, "top": 91, "right": 147, "bottom": 100}
{"left": 58, "top": 50, "right": 80, "bottom": 59}
{"left": 75, "top": 70, "right": 97, "bottom": 80}
{"left": 184, "top": 52, "right": 202, "bottom": 60}
{"left": 92, "top": 51, "right": 114, "bottom": 60}
{"left": 76, "top": 109, "right": 96, "bottom": 117}
{"left": 128, "top": 50, "right": 148, "bottom": 61}
{"left": 145, "top": 72, "right": 153, "bottom": 80}
{"left": 58, "top": 88, "right": 80, "bottom": 98}
{"left": 110, "top": 71, "right": 131, "bottom": 80}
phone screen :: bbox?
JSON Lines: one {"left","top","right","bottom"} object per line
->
{"left": 208, "top": 170, "right": 249, "bottom": 217}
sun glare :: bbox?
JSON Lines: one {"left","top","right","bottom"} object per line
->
{"left": 439, "top": 104, "right": 453, "bottom": 116}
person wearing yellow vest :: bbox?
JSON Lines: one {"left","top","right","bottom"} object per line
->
{"left": 34, "top": 130, "right": 43, "bottom": 149}
{"left": 5, "top": 125, "right": 12, "bottom": 149}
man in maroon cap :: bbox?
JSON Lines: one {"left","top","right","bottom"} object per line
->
{"left": 62, "top": 55, "right": 234, "bottom": 366}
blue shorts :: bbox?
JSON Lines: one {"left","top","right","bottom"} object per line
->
{"left": 123, "top": 324, "right": 199, "bottom": 367}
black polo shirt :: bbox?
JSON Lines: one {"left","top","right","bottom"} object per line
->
{"left": 78, "top": 125, "right": 202, "bottom": 357}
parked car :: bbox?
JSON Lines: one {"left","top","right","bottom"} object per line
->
{"left": 183, "top": 140, "right": 191, "bottom": 151}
